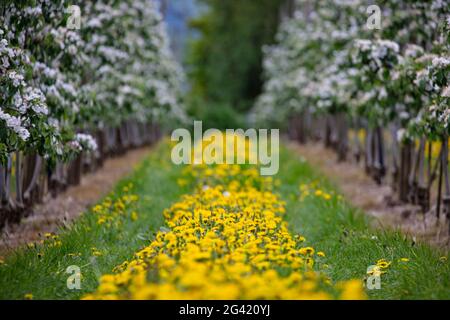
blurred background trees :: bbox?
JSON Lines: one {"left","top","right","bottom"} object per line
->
{"left": 179, "top": 0, "right": 285, "bottom": 128}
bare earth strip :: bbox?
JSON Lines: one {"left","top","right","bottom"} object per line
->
{"left": 288, "top": 141, "right": 449, "bottom": 248}
{"left": 0, "top": 147, "right": 152, "bottom": 255}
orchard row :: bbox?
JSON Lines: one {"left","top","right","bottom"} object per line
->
{"left": 0, "top": 1, "right": 186, "bottom": 225}
{"left": 253, "top": 0, "right": 450, "bottom": 228}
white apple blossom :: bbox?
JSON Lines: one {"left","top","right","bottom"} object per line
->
{"left": 0, "top": 0, "right": 186, "bottom": 164}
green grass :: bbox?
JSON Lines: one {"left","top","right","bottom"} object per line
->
{"left": 0, "top": 142, "right": 189, "bottom": 300}
{"left": 277, "top": 145, "right": 450, "bottom": 300}
{"left": 0, "top": 141, "right": 448, "bottom": 300}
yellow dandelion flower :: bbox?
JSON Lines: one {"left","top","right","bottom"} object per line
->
{"left": 299, "top": 247, "right": 315, "bottom": 255}
{"left": 92, "top": 205, "right": 103, "bottom": 213}
{"left": 82, "top": 141, "right": 365, "bottom": 300}
{"left": 24, "top": 293, "right": 33, "bottom": 300}
{"left": 376, "top": 259, "right": 391, "bottom": 269}
{"left": 339, "top": 280, "right": 366, "bottom": 300}
{"left": 91, "top": 248, "right": 103, "bottom": 257}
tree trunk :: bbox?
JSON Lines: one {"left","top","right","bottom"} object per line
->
{"left": 96, "top": 129, "right": 106, "bottom": 168}
{"left": 398, "top": 142, "right": 414, "bottom": 203}
{"left": 352, "top": 119, "right": 363, "bottom": 163}
{"left": 21, "top": 154, "right": 43, "bottom": 206}
{"left": 324, "top": 115, "right": 333, "bottom": 148}
{"left": 416, "top": 138, "right": 430, "bottom": 212}
{"left": 440, "top": 137, "right": 450, "bottom": 228}
{"left": 373, "top": 126, "right": 385, "bottom": 184}
{"left": 365, "top": 127, "right": 374, "bottom": 175}
{"left": 15, "top": 152, "right": 24, "bottom": 206}
{"left": 0, "top": 155, "right": 15, "bottom": 228}
{"left": 336, "top": 113, "right": 348, "bottom": 162}
{"left": 67, "top": 154, "right": 83, "bottom": 186}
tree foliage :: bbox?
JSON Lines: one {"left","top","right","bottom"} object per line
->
{"left": 253, "top": 0, "right": 450, "bottom": 141}
{"left": 187, "top": 0, "right": 284, "bottom": 113}
{"left": 0, "top": 0, "right": 186, "bottom": 165}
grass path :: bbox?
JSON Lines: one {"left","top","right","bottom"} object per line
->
{"left": 278, "top": 146, "right": 449, "bottom": 299}
{"left": 0, "top": 142, "right": 189, "bottom": 299}
{"left": 0, "top": 140, "right": 448, "bottom": 299}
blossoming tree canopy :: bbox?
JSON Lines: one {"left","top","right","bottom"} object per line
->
{"left": 0, "top": 0, "right": 186, "bottom": 165}
{"left": 252, "top": 0, "right": 449, "bottom": 208}
{"left": 253, "top": 0, "right": 449, "bottom": 138}
{"left": 0, "top": 0, "right": 186, "bottom": 218}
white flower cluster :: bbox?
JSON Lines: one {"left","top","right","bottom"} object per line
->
{"left": 0, "top": 0, "right": 186, "bottom": 163}
{"left": 432, "top": 56, "right": 450, "bottom": 69}
{"left": 253, "top": 0, "right": 449, "bottom": 139}
{"left": 0, "top": 109, "right": 30, "bottom": 141}
{"left": 405, "top": 45, "right": 425, "bottom": 59}
{"left": 353, "top": 39, "right": 400, "bottom": 75}
{"left": 0, "top": 26, "right": 50, "bottom": 145}
{"left": 75, "top": 133, "right": 98, "bottom": 152}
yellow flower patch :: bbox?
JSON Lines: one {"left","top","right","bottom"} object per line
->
{"left": 84, "top": 136, "right": 365, "bottom": 300}
{"left": 92, "top": 185, "right": 140, "bottom": 227}
{"left": 84, "top": 174, "right": 364, "bottom": 300}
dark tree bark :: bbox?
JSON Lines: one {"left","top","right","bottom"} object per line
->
{"left": 398, "top": 142, "right": 414, "bottom": 203}
{"left": 336, "top": 113, "right": 348, "bottom": 162}
{"left": 436, "top": 145, "right": 444, "bottom": 220}
{"left": 67, "top": 154, "right": 83, "bottom": 186}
